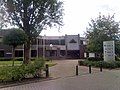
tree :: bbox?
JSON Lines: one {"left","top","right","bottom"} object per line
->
{"left": 3, "top": 29, "right": 27, "bottom": 66}
{"left": 3, "top": 0, "right": 63, "bottom": 64}
{"left": 86, "top": 14, "right": 120, "bottom": 56}
{"left": 0, "top": 1, "right": 8, "bottom": 29}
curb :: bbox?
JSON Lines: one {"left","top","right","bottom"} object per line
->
{"left": 0, "top": 77, "right": 55, "bottom": 89}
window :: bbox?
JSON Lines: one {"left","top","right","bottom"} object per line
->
{"left": 15, "top": 50, "right": 23, "bottom": 57}
{"left": 38, "top": 39, "right": 43, "bottom": 45}
{"left": 0, "top": 50, "right": 4, "bottom": 57}
{"left": 60, "top": 39, "right": 65, "bottom": 45}
{"left": 31, "top": 50, "right": 37, "bottom": 57}
{"left": 45, "top": 40, "right": 59, "bottom": 45}
{"left": 69, "top": 39, "right": 77, "bottom": 43}
{"left": 80, "top": 40, "right": 83, "bottom": 45}
{"left": 60, "top": 50, "right": 65, "bottom": 56}
{"left": 31, "top": 39, "right": 37, "bottom": 45}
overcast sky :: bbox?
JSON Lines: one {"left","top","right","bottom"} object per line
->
{"left": 41, "top": 0, "right": 120, "bottom": 36}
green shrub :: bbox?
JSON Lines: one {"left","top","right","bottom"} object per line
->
{"left": 0, "top": 66, "right": 26, "bottom": 82}
{"left": 115, "top": 56, "right": 120, "bottom": 61}
{"left": 78, "top": 60, "right": 84, "bottom": 66}
{"left": 83, "top": 60, "right": 91, "bottom": 66}
{"left": 0, "top": 66, "right": 13, "bottom": 82}
{"left": 33, "top": 58, "right": 45, "bottom": 70}
{"left": 23, "top": 64, "right": 36, "bottom": 77}
{"left": 87, "top": 57, "right": 103, "bottom": 61}
{"left": 44, "top": 58, "right": 52, "bottom": 61}
{"left": 82, "top": 60, "right": 120, "bottom": 69}
{"left": 114, "top": 61, "right": 120, "bottom": 67}
{"left": 0, "top": 58, "right": 45, "bottom": 82}
{"left": 15, "top": 58, "right": 23, "bottom": 61}
{"left": 33, "top": 58, "right": 45, "bottom": 77}
{"left": 101, "top": 61, "right": 113, "bottom": 69}
{"left": 10, "top": 66, "right": 25, "bottom": 81}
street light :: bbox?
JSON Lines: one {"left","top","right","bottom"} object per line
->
{"left": 49, "top": 44, "right": 53, "bottom": 57}
{"left": 43, "top": 35, "right": 46, "bottom": 58}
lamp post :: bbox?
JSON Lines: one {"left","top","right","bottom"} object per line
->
{"left": 36, "top": 37, "right": 39, "bottom": 58}
{"left": 43, "top": 35, "right": 45, "bottom": 58}
{"left": 49, "top": 44, "right": 53, "bottom": 58}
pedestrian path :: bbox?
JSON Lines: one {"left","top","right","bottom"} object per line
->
{"left": 49, "top": 60, "right": 78, "bottom": 78}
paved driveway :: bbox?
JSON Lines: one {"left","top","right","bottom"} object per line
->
{"left": 50, "top": 60, "right": 103, "bottom": 78}
{"left": 1, "top": 60, "right": 120, "bottom": 90}
{"left": 49, "top": 60, "right": 78, "bottom": 78}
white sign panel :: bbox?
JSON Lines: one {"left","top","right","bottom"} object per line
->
{"left": 84, "top": 53, "right": 87, "bottom": 58}
{"left": 103, "top": 41, "right": 115, "bottom": 62}
{"left": 89, "top": 53, "right": 95, "bottom": 57}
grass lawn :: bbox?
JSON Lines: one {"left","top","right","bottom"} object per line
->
{"left": 46, "top": 61, "right": 57, "bottom": 67}
{"left": 0, "top": 61, "right": 23, "bottom": 66}
{"left": 0, "top": 61, "right": 57, "bottom": 67}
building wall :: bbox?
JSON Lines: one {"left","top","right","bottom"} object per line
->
{"left": 0, "top": 32, "right": 86, "bottom": 59}
{"left": 65, "top": 35, "right": 80, "bottom": 50}
{"left": 79, "top": 45, "right": 86, "bottom": 59}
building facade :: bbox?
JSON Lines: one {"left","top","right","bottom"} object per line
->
{"left": 0, "top": 29, "right": 86, "bottom": 59}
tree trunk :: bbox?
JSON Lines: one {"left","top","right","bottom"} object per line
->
{"left": 23, "top": 41, "right": 31, "bottom": 64}
{"left": 12, "top": 46, "right": 15, "bottom": 66}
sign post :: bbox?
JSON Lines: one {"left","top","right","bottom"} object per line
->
{"left": 103, "top": 41, "right": 115, "bottom": 62}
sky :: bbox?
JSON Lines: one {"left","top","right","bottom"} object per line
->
{"left": 40, "top": 0, "right": 120, "bottom": 36}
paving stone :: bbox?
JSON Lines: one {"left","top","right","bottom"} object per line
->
{"left": 1, "top": 60, "right": 120, "bottom": 90}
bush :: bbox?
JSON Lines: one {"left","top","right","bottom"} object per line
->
{"left": 33, "top": 58, "right": 45, "bottom": 77}
{"left": 10, "top": 66, "right": 26, "bottom": 81}
{"left": 33, "top": 58, "right": 45, "bottom": 70}
{"left": 43, "top": 58, "right": 52, "bottom": 61}
{"left": 82, "top": 60, "right": 120, "bottom": 69}
{"left": 82, "top": 60, "right": 92, "bottom": 66}
{"left": 115, "top": 56, "right": 120, "bottom": 61}
{"left": 0, "top": 58, "right": 45, "bottom": 82}
{"left": 87, "top": 57, "right": 103, "bottom": 61}
{"left": 15, "top": 58, "right": 23, "bottom": 61}
{"left": 78, "top": 60, "right": 84, "bottom": 66}
{"left": 0, "top": 66, "right": 13, "bottom": 82}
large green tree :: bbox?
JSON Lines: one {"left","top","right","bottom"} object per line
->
{"left": 0, "top": 1, "right": 8, "bottom": 28}
{"left": 86, "top": 14, "right": 120, "bottom": 56}
{"left": 3, "top": 29, "right": 27, "bottom": 66}
{"left": 3, "top": 0, "right": 63, "bottom": 64}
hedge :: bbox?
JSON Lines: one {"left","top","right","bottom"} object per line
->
{"left": 79, "top": 60, "right": 120, "bottom": 69}
{"left": 87, "top": 57, "right": 103, "bottom": 61}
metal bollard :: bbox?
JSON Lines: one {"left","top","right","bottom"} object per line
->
{"left": 89, "top": 65, "right": 91, "bottom": 74}
{"left": 100, "top": 63, "right": 102, "bottom": 72}
{"left": 46, "top": 64, "right": 49, "bottom": 77}
{"left": 76, "top": 65, "right": 78, "bottom": 75}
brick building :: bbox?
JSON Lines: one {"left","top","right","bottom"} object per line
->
{"left": 0, "top": 29, "right": 86, "bottom": 59}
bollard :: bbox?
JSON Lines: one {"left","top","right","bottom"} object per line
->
{"left": 89, "top": 65, "right": 91, "bottom": 74}
{"left": 76, "top": 65, "right": 78, "bottom": 75}
{"left": 46, "top": 64, "right": 49, "bottom": 77}
{"left": 100, "top": 63, "right": 102, "bottom": 72}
